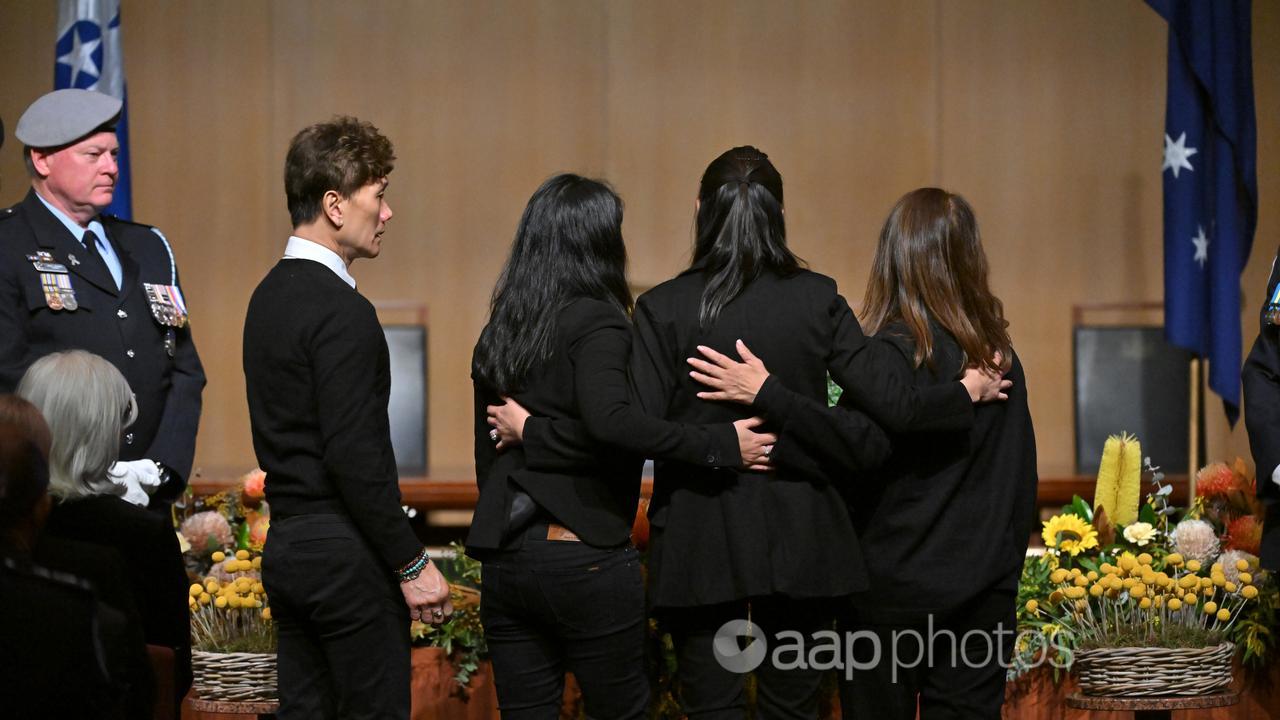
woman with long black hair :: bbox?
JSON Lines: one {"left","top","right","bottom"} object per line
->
{"left": 615, "top": 148, "right": 1001, "bottom": 718}
{"left": 468, "top": 173, "right": 775, "bottom": 720}
{"left": 692, "top": 188, "right": 1036, "bottom": 719}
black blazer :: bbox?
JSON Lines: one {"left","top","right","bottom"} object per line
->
{"left": 41, "top": 494, "right": 192, "bottom": 704}
{"left": 0, "top": 190, "right": 206, "bottom": 481}
{"left": 243, "top": 259, "right": 421, "bottom": 571}
{"left": 621, "top": 265, "right": 971, "bottom": 609}
{"left": 777, "top": 323, "right": 1037, "bottom": 616}
{"left": 468, "top": 297, "right": 740, "bottom": 554}
{"left": 1242, "top": 247, "right": 1280, "bottom": 570}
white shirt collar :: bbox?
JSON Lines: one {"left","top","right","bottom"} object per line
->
{"left": 282, "top": 235, "right": 356, "bottom": 289}
{"left": 34, "top": 190, "right": 107, "bottom": 246}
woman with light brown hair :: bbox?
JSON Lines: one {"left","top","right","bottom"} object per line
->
{"left": 692, "top": 187, "right": 1036, "bottom": 719}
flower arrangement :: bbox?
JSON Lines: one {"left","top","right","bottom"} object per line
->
{"left": 1015, "top": 434, "right": 1278, "bottom": 680}
{"left": 189, "top": 549, "right": 275, "bottom": 653}
{"left": 176, "top": 468, "right": 271, "bottom": 563}
{"left": 410, "top": 543, "right": 487, "bottom": 690}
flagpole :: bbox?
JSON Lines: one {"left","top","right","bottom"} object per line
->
{"left": 1188, "top": 357, "right": 1202, "bottom": 495}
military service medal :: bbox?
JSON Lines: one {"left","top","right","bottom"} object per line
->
{"left": 144, "top": 283, "right": 190, "bottom": 328}
{"left": 1267, "top": 283, "right": 1280, "bottom": 326}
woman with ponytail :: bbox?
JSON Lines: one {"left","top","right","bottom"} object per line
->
{"left": 624, "top": 149, "right": 1005, "bottom": 717}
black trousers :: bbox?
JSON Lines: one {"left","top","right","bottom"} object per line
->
{"left": 479, "top": 526, "right": 647, "bottom": 720}
{"left": 662, "top": 596, "right": 838, "bottom": 719}
{"left": 262, "top": 514, "right": 410, "bottom": 720}
{"left": 838, "top": 590, "right": 1016, "bottom": 720}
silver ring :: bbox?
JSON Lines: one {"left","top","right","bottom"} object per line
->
{"left": 489, "top": 429, "right": 500, "bottom": 442}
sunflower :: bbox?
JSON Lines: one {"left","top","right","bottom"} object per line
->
{"left": 1042, "top": 514, "right": 1099, "bottom": 557}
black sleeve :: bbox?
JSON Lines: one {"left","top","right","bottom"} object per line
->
{"left": 567, "top": 300, "right": 738, "bottom": 465}
{"left": 0, "top": 243, "right": 33, "bottom": 393}
{"left": 751, "top": 374, "right": 891, "bottom": 475}
{"left": 824, "top": 293, "right": 973, "bottom": 433}
{"left": 1244, "top": 250, "right": 1280, "bottom": 502}
{"left": 313, "top": 302, "right": 421, "bottom": 570}
{"left": 144, "top": 256, "right": 206, "bottom": 483}
{"left": 521, "top": 416, "right": 605, "bottom": 472}
{"left": 143, "top": 513, "right": 193, "bottom": 701}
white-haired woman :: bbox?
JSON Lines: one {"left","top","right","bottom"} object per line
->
{"left": 18, "top": 350, "right": 192, "bottom": 713}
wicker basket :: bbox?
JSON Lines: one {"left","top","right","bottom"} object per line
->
{"left": 1073, "top": 642, "right": 1234, "bottom": 696}
{"left": 191, "top": 650, "right": 278, "bottom": 701}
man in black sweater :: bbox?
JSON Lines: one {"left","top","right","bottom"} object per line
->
{"left": 243, "top": 117, "right": 451, "bottom": 720}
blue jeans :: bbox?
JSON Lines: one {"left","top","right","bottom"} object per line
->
{"left": 480, "top": 527, "right": 647, "bottom": 719}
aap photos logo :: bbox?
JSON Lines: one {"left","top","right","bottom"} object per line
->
{"left": 713, "top": 619, "right": 767, "bottom": 673}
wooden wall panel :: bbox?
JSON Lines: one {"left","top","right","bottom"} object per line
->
{"left": 0, "top": 0, "right": 1275, "bottom": 484}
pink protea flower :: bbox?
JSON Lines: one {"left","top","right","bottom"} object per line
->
{"left": 1195, "top": 463, "right": 1235, "bottom": 498}
{"left": 1225, "top": 515, "right": 1263, "bottom": 555}
{"left": 180, "top": 511, "right": 234, "bottom": 554}
{"left": 1171, "top": 518, "right": 1220, "bottom": 564}
{"left": 241, "top": 468, "right": 267, "bottom": 500}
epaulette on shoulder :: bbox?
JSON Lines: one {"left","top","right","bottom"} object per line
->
{"left": 101, "top": 213, "right": 156, "bottom": 230}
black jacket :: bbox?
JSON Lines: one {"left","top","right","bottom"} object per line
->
{"left": 624, "top": 265, "right": 971, "bottom": 608}
{"left": 243, "top": 259, "right": 421, "bottom": 571}
{"left": 468, "top": 297, "right": 740, "bottom": 553}
{"left": 782, "top": 323, "right": 1037, "bottom": 616}
{"left": 1242, "top": 247, "right": 1280, "bottom": 570}
{"left": 41, "top": 494, "right": 192, "bottom": 705}
{"left": 0, "top": 190, "right": 205, "bottom": 481}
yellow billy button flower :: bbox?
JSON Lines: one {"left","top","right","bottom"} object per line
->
{"left": 189, "top": 583, "right": 203, "bottom": 597}
{"left": 205, "top": 579, "right": 219, "bottom": 593}
{"left": 1211, "top": 562, "right": 1223, "bottom": 574}
{"left": 1217, "top": 608, "right": 1231, "bottom": 622}
{"left": 1131, "top": 584, "right": 1147, "bottom": 598}
{"left": 1203, "top": 601, "right": 1218, "bottom": 614}
{"left": 253, "top": 582, "right": 265, "bottom": 595}
{"left": 1139, "top": 597, "right": 1152, "bottom": 609}
{"left": 252, "top": 556, "right": 263, "bottom": 569}
{"left": 1122, "top": 578, "right": 1137, "bottom": 590}
{"left": 262, "top": 607, "right": 272, "bottom": 621}
{"left": 1237, "top": 559, "right": 1251, "bottom": 572}
{"left": 1120, "top": 555, "right": 1138, "bottom": 573}
{"left": 1179, "top": 575, "right": 1199, "bottom": 590}
{"left": 1025, "top": 600, "right": 1040, "bottom": 613}
{"left": 215, "top": 596, "right": 228, "bottom": 608}
{"left": 1137, "top": 553, "right": 1153, "bottom": 566}
{"left": 1212, "top": 574, "right": 1226, "bottom": 587}
{"left": 1168, "top": 598, "right": 1183, "bottom": 611}
{"left": 1090, "top": 584, "right": 1104, "bottom": 597}
{"left": 235, "top": 549, "right": 250, "bottom": 561}
{"left": 211, "top": 551, "right": 226, "bottom": 563}
{"left": 1087, "top": 570, "right": 1099, "bottom": 581}
{"left": 1074, "top": 575, "right": 1090, "bottom": 587}
{"left": 1065, "top": 586, "right": 1087, "bottom": 600}
{"left": 1239, "top": 572, "right": 1253, "bottom": 585}
{"left": 1049, "top": 590, "right": 1065, "bottom": 604}
{"left": 1242, "top": 585, "right": 1260, "bottom": 599}
{"left": 1075, "top": 599, "right": 1088, "bottom": 611}
{"left": 1050, "top": 569, "right": 1070, "bottom": 584}
{"left": 1100, "top": 563, "right": 1116, "bottom": 574}
{"left": 188, "top": 595, "right": 196, "bottom": 608}
{"left": 1200, "top": 577, "right": 1214, "bottom": 590}
{"left": 1225, "top": 582, "right": 1237, "bottom": 593}
{"left": 1166, "top": 553, "right": 1184, "bottom": 567}
{"left": 224, "top": 559, "right": 238, "bottom": 572}
{"left": 199, "top": 592, "right": 211, "bottom": 605}
{"left": 1187, "top": 559, "right": 1202, "bottom": 572}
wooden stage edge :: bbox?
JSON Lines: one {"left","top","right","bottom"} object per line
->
{"left": 190, "top": 474, "right": 1190, "bottom": 512}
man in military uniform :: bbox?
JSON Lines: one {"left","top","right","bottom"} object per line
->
{"left": 1244, "top": 248, "right": 1280, "bottom": 571}
{"left": 0, "top": 89, "right": 205, "bottom": 506}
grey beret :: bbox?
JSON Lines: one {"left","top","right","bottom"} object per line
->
{"left": 15, "top": 89, "right": 122, "bottom": 148}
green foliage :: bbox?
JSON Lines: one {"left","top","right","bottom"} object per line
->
{"left": 1231, "top": 572, "right": 1279, "bottom": 669}
{"left": 1064, "top": 495, "right": 1093, "bottom": 521}
{"left": 409, "top": 542, "right": 487, "bottom": 690}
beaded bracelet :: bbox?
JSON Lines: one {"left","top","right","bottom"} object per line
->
{"left": 397, "top": 547, "right": 431, "bottom": 583}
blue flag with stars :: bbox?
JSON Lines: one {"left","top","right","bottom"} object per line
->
{"left": 55, "top": 0, "right": 132, "bottom": 220}
{"left": 1148, "top": 0, "right": 1257, "bottom": 425}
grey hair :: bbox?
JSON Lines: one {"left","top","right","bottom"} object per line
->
{"left": 16, "top": 350, "right": 137, "bottom": 500}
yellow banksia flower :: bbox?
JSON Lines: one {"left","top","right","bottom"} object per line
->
{"left": 1094, "top": 432, "right": 1142, "bottom": 526}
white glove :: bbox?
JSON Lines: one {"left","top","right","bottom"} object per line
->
{"left": 109, "top": 460, "right": 163, "bottom": 507}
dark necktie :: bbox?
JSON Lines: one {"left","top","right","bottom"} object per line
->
{"left": 80, "top": 229, "right": 119, "bottom": 290}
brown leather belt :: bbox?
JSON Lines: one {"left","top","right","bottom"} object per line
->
{"left": 546, "top": 523, "right": 580, "bottom": 542}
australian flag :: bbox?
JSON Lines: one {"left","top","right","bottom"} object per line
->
{"left": 1148, "top": 0, "right": 1258, "bottom": 425}
{"left": 55, "top": 0, "right": 132, "bottom": 220}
